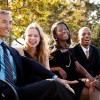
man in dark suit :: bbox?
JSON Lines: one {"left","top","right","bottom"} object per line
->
{"left": 0, "top": 10, "right": 78, "bottom": 100}
{"left": 71, "top": 27, "right": 100, "bottom": 100}
{"left": 72, "top": 27, "right": 100, "bottom": 78}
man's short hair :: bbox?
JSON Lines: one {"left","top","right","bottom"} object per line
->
{"left": 78, "top": 27, "right": 91, "bottom": 37}
{"left": 0, "top": 10, "right": 10, "bottom": 15}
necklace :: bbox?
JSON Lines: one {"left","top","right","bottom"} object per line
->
{"left": 60, "top": 49, "right": 68, "bottom": 53}
{"left": 60, "top": 49, "right": 71, "bottom": 68}
{"left": 66, "top": 54, "right": 71, "bottom": 67}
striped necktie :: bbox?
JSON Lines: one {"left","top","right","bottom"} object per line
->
{"left": 1, "top": 42, "right": 14, "bottom": 85}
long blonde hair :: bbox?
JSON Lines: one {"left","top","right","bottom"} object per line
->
{"left": 24, "top": 22, "right": 49, "bottom": 67}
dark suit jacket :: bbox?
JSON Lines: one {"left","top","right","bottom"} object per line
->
{"left": 7, "top": 46, "right": 54, "bottom": 87}
{"left": 71, "top": 43, "right": 100, "bottom": 77}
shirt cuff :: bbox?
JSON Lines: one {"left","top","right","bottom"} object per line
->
{"left": 52, "top": 75, "right": 58, "bottom": 80}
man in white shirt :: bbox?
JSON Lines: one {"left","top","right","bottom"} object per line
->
{"left": 71, "top": 27, "right": 100, "bottom": 100}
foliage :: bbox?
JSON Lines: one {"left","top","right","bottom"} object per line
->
{"left": 0, "top": 0, "right": 100, "bottom": 50}
{"left": 91, "top": 24, "right": 100, "bottom": 51}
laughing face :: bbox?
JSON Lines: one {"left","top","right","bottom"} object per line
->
{"left": 55, "top": 24, "right": 69, "bottom": 41}
{"left": 78, "top": 27, "right": 92, "bottom": 48}
{"left": 0, "top": 14, "right": 12, "bottom": 40}
{"left": 25, "top": 28, "right": 40, "bottom": 48}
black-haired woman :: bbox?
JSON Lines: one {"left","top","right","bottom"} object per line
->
{"left": 49, "top": 21, "right": 98, "bottom": 100}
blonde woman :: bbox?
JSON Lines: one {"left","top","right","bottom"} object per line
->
{"left": 14, "top": 22, "right": 50, "bottom": 70}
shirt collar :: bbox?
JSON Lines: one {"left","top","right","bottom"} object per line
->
{"left": 81, "top": 45, "right": 89, "bottom": 54}
{"left": 0, "top": 39, "right": 3, "bottom": 45}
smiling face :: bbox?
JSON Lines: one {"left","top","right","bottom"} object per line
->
{"left": 25, "top": 28, "right": 40, "bottom": 48}
{"left": 0, "top": 13, "right": 12, "bottom": 40}
{"left": 55, "top": 24, "right": 69, "bottom": 41}
{"left": 78, "top": 27, "right": 92, "bottom": 48}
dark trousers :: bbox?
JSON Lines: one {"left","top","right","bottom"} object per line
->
{"left": 17, "top": 80, "right": 79, "bottom": 100}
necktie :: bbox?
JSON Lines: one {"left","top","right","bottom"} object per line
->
{"left": 1, "top": 42, "right": 14, "bottom": 85}
{"left": 86, "top": 50, "right": 89, "bottom": 59}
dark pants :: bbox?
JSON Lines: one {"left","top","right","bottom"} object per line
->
{"left": 17, "top": 80, "right": 79, "bottom": 100}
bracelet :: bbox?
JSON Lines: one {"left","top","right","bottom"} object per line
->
{"left": 85, "top": 78, "right": 89, "bottom": 83}
{"left": 85, "top": 78, "right": 87, "bottom": 83}
{"left": 91, "top": 79, "right": 97, "bottom": 84}
{"left": 52, "top": 75, "right": 58, "bottom": 80}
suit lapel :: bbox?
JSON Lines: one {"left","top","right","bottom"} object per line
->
{"left": 7, "top": 46, "right": 20, "bottom": 64}
{"left": 88, "top": 45, "right": 93, "bottom": 60}
{"left": 78, "top": 44, "right": 93, "bottom": 67}
{"left": 78, "top": 44, "right": 88, "bottom": 60}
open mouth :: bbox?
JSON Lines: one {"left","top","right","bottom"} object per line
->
{"left": 84, "top": 39, "right": 90, "bottom": 42}
{"left": 4, "top": 29, "right": 10, "bottom": 33}
{"left": 29, "top": 41, "right": 37, "bottom": 45}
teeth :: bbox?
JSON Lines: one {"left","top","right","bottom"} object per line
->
{"left": 4, "top": 29, "right": 9, "bottom": 32}
{"left": 31, "top": 42, "right": 36, "bottom": 44}
{"left": 85, "top": 39, "right": 89, "bottom": 40}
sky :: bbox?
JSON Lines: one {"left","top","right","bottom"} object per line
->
{"left": 90, "top": 0, "right": 100, "bottom": 4}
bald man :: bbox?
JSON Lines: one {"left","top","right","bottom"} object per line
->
{"left": 71, "top": 27, "right": 100, "bottom": 100}
{"left": 72, "top": 27, "right": 100, "bottom": 77}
